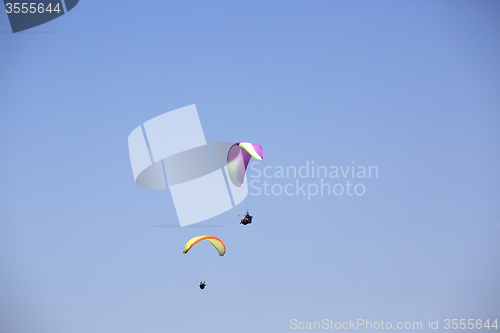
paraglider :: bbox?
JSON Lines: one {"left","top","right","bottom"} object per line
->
{"left": 227, "top": 142, "right": 262, "bottom": 225}
{"left": 240, "top": 212, "right": 253, "bottom": 225}
{"left": 227, "top": 142, "right": 263, "bottom": 187}
{"left": 183, "top": 236, "right": 225, "bottom": 289}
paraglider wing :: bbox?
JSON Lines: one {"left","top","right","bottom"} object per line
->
{"left": 227, "top": 142, "right": 263, "bottom": 187}
{"left": 183, "top": 236, "right": 226, "bottom": 256}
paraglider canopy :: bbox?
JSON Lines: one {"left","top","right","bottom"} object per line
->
{"left": 227, "top": 142, "right": 263, "bottom": 187}
{"left": 183, "top": 236, "right": 226, "bottom": 256}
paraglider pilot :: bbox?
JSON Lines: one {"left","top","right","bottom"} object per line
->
{"left": 240, "top": 212, "right": 253, "bottom": 225}
{"left": 199, "top": 281, "right": 206, "bottom": 290}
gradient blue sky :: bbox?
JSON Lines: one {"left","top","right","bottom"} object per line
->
{"left": 1, "top": 1, "right": 499, "bottom": 332}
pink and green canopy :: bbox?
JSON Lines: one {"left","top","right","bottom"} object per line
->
{"left": 227, "top": 142, "right": 263, "bottom": 187}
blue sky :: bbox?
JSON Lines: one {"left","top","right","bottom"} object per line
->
{"left": 1, "top": 1, "right": 499, "bottom": 332}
